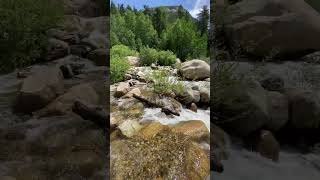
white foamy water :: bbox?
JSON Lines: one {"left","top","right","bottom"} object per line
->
{"left": 140, "top": 108, "right": 210, "bottom": 131}
{"left": 213, "top": 146, "right": 320, "bottom": 180}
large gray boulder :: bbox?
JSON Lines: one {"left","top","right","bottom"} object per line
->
{"left": 217, "top": 80, "right": 269, "bottom": 136}
{"left": 180, "top": 60, "right": 210, "bottom": 80}
{"left": 286, "top": 89, "right": 320, "bottom": 129}
{"left": 224, "top": 0, "right": 320, "bottom": 58}
{"left": 15, "top": 67, "right": 64, "bottom": 113}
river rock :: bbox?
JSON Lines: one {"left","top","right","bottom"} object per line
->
{"left": 211, "top": 123, "right": 230, "bottom": 161}
{"left": 265, "top": 91, "right": 289, "bottom": 131}
{"left": 70, "top": 45, "right": 91, "bottom": 57}
{"left": 34, "top": 83, "right": 99, "bottom": 117}
{"left": 260, "top": 75, "right": 285, "bottom": 92}
{"left": 110, "top": 130, "right": 209, "bottom": 180}
{"left": 302, "top": 51, "right": 320, "bottom": 63}
{"left": 88, "top": 48, "right": 108, "bottom": 66}
{"left": 15, "top": 67, "right": 64, "bottom": 113}
{"left": 217, "top": 80, "right": 269, "bottom": 136}
{"left": 286, "top": 88, "right": 320, "bottom": 129}
{"left": 200, "top": 87, "right": 210, "bottom": 104}
{"left": 256, "top": 130, "right": 280, "bottom": 162}
{"left": 176, "top": 87, "right": 200, "bottom": 105}
{"left": 46, "top": 38, "right": 70, "bottom": 61}
{"left": 190, "top": 103, "right": 198, "bottom": 112}
{"left": 118, "top": 120, "right": 143, "bottom": 138}
{"left": 114, "top": 82, "right": 130, "bottom": 98}
{"left": 180, "top": 60, "right": 210, "bottom": 80}
{"left": 122, "top": 88, "right": 141, "bottom": 98}
{"left": 63, "top": 0, "right": 108, "bottom": 17}
{"left": 172, "top": 120, "right": 209, "bottom": 143}
{"left": 138, "top": 122, "right": 169, "bottom": 140}
{"left": 224, "top": 0, "right": 320, "bottom": 58}
{"left": 111, "top": 98, "right": 144, "bottom": 126}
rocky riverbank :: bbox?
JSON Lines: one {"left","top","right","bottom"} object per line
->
{"left": 110, "top": 58, "right": 212, "bottom": 179}
{"left": 212, "top": 0, "right": 320, "bottom": 179}
{"left": 0, "top": 0, "right": 108, "bottom": 179}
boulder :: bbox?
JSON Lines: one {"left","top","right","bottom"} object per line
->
{"left": 138, "top": 122, "right": 169, "bottom": 140}
{"left": 256, "top": 130, "right": 280, "bottom": 162}
{"left": 70, "top": 45, "right": 91, "bottom": 57}
{"left": 114, "top": 82, "right": 130, "bottom": 98}
{"left": 15, "top": 67, "right": 64, "bottom": 113}
{"left": 302, "top": 51, "right": 320, "bottom": 63}
{"left": 122, "top": 88, "right": 141, "bottom": 98}
{"left": 200, "top": 87, "right": 210, "bottom": 104}
{"left": 180, "top": 60, "right": 210, "bottom": 80}
{"left": 217, "top": 80, "right": 269, "bottom": 136}
{"left": 172, "top": 120, "right": 209, "bottom": 142}
{"left": 46, "top": 38, "right": 70, "bottom": 61}
{"left": 176, "top": 87, "right": 200, "bottom": 105}
{"left": 110, "top": 130, "right": 209, "bottom": 180}
{"left": 118, "top": 120, "right": 143, "bottom": 138}
{"left": 63, "top": 0, "right": 108, "bottom": 17}
{"left": 265, "top": 91, "right": 289, "bottom": 131}
{"left": 190, "top": 103, "right": 198, "bottom": 112}
{"left": 88, "top": 49, "right": 108, "bottom": 66}
{"left": 260, "top": 75, "right": 285, "bottom": 92}
{"left": 286, "top": 89, "right": 320, "bottom": 129}
{"left": 225, "top": 0, "right": 320, "bottom": 58}
{"left": 34, "top": 83, "right": 99, "bottom": 117}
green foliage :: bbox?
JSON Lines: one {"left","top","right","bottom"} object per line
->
{"left": 0, "top": 0, "right": 63, "bottom": 72}
{"left": 110, "top": 45, "right": 136, "bottom": 84}
{"left": 111, "top": 4, "right": 208, "bottom": 61}
{"left": 111, "top": 45, "right": 138, "bottom": 58}
{"left": 197, "top": 5, "right": 210, "bottom": 36}
{"left": 149, "top": 70, "right": 184, "bottom": 96}
{"left": 162, "top": 19, "right": 207, "bottom": 61}
{"left": 140, "top": 47, "right": 176, "bottom": 66}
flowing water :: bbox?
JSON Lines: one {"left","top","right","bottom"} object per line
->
{"left": 140, "top": 107, "right": 210, "bottom": 130}
{"left": 212, "top": 144, "right": 320, "bottom": 180}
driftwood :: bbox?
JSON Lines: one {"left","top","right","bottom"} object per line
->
{"left": 133, "top": 94, "right": 180, "bottom": 116}
{"left": 72, "top": 100, "right": 115, "bottom": 131}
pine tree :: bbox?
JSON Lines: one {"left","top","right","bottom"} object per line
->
{"left": 197, "top": 5, "right": 210, "bottom": 36}
{"left": 110, "top": 2, "right": 118, "bottom": 14}
{"left": 152, "top": 7, "right": 168, "bottom": 35}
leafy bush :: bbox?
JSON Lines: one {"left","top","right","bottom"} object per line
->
{"left": 140, "top": 47, "right": 159, "bottom": 66}
{"left": 110, "top": 56, "right": 130, "bottom": 84}
{"left": 0, "top": 0, "right": 63, "bottom": 72}
{"left": 140, "top": 47, "right": 176, "bottom": 66}
{"left": 111, "top": 45, "right": 138, "bottom": 58}
{"left": 149, "top": 70, "right": 184, "bottom": 96}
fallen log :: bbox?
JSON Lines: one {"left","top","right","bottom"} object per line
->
{"left": 133, "top": 94, "right": 180, "bottom": 116}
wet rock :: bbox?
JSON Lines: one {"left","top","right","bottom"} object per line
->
{"left": 110, "top": 130, "right": 209, "bottom": 180}
{"left": 172, "top": 120, "right": 209, "bottom": 143}
{"left": 200, "top": 87, "right": 210, "bottom": 104}
{"left": 15, "top": 67, "right": 64, "bottom": 113}
{"left": 138, "top": 122, "right": 169, "bottom": 140}
{"left": 190, "top": 103, "right": 198, "bottom": 112}
{"left": 70, "top": 45, "right": 91, "bottom": 57}
{"left": 180, "top": 60, "right": 210, "bottom": 80}
{"left": 114, "top": 82, "right": 130, "bottom": 98}
{"left": 60, "top": 64, "right": 74, "bottom": 79}
{"left": 256, "top": 130, "right": 280, "bottom": 162}
{"left": 260, "top": 75, "right": 284, "bottom": 92}
{"left": 111, "top": 98, "right": 144, "bottom": 126}
{"left": 265, "top": 91, "right": 288, "bottom": 131}
{"left": 211, "top": 123, "right": 230, "bottom": 161}
{"left": 46, "top": 38, "right": 70, "bottom": 61}
{"left": 34, "top": 83, "right": 99, "bottom": 117}
{"left": 176, "top": 87, "right": 200, "bottom": 105}
{"left": 118, "top": 120, "right": 143, "bottom": 138}
{"left": 88, "top": 48, "right": 108, "bottom": 66}
{"left": 286, "top": 88, "right": 320, "bottom": 129}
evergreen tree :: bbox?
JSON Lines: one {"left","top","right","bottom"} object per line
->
{"left": 197, "top": 5, "right": 210, "bottom": 36}
{"left": 152, "top": 7, "right": 168, "bottom": 35}
{"left": 110, "top": 2, "right": 118, "bottom": 14}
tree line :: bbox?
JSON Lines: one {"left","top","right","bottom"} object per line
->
{"left": 110, "top": 2, "right": 210, "bottom": 61}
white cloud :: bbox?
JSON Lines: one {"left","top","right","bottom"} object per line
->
{"left": 189, "top": 0, "right": 210, "bottom": 18}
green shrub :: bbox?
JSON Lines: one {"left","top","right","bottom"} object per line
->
{"left": 111, "top": 44, "right": 138, "bottom": 58}
{"left": 0, "top": 0, "right": 63, "bottom": 73}
{"left": 149, "top": 70, "right": 184, "bottom": 96}
{"left": 110, "top": 56, "right": 130, "bottom": 84}
{"left": 140, "top": 47, "right": 176, "bottom": 66}
{"left": 140, "top": 47, "right": 159, "bottom": 66}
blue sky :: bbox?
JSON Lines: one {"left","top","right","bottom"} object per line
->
{"left": 111, "top": 0, "right": 210, "bottom": 18}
